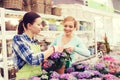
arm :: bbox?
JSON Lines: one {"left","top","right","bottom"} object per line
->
{"left": 49, "top": 34, "right": 62, "bottom": 47}
{"left": 13, "top": 36, "right": 54, "bottom": 65}
{"left": 12, "top": 36, "right": 44, "bottom": 65}
{"left": 49, "top": 38, "right": 58, "bottom": 47}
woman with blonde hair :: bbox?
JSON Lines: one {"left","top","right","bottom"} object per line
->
{"left": 50, "top": 16, "right": 91, "bottom": 68}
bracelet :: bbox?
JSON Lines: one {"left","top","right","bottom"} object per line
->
{"left": 52, "top": 46, "right": 55, "bottom": 53}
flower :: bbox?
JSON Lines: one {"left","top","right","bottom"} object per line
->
{"left": 50, "top": 71, "right": 60, "bottom": 79}
{"left": 50, "top": 52, "right": 61, "bottom": 59}
{"left": 102, "top": 74, "right": 120, "bottom": 80}
{"left": 94, "top": 62, "right": 109, "bottom": 74}
{"left": 87, "top": 70, "right": 103, "bottom": 78}
{"left": 77, "top": 71, "right": 94, "bottom": 79}
{"left": 71, "top": 62, "right": 90, "bottom": 72}
{"left": 70, "top": 72, "right": 79, "bottom": 77}
{"left": 94, "top": 63, "right": 106, "bottom": 70}
{"left": 59, "top": 73, "right": 77, "bottom": 80}
{"left": 102, "top": 55, "right": 115, "bottom": 61}
{"left": 43, "top": 60, "right": 54, "bottom": 69}
{"left": 49, "top": 71, "right": 77, "bottom": 80}
{"left": 42, "top": 49, "right": 71, "bottom": 72}
{"left": 66, "top": 67, "right": 75, "bottom": 73}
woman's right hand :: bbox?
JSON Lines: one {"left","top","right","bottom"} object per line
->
{"left": 44, "top": 46, "right": 64, "bottom": 60}
{"left": 54, "top": 46, "right": 64, "bottom": 53}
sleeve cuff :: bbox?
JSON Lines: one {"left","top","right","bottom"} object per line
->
{"left": 41, "top": 53, "right": 44, "bottom": 62}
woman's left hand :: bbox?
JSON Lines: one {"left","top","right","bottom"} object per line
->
{"left": 54, "top": 46, "right": 64, "bottom": 53}
{"left": 65, "top": 46, "right": 74, "bottom": 53}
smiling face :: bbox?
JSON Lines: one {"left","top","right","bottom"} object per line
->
{"left": 63, "top": 21, "right": 75, "bottom": 36}
{"left": 63, "top": 16, "right": 77, "bottom": 36}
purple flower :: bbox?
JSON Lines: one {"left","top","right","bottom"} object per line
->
{"left": 87, "top": 70, "right": 103, "bottom": 77}
{"left": 76, "top": 65, "right": 85, "bottom": 69}
{"left": 42, "top": 49, "right": 71, "bottom": 72}
{"left": 60, "top": 73, "right": 77, "bottom": 80}
{"left": 94, "top": 63, "right": 106, "bottom": 70}
{"left": 66, "top": 67, "right": 75, "bottom": 73}
{"left": 60, "top": 74, "right": 69, "bottom": 79}
{"left": 50, "top": 71, "right": 60, "bottom": 79}
{"left": 70, "top": 72, "right": 79, "bottom": 77}
{"left": 50, "top": 52, "right": 61, "bottom": 59}
{"left": 72, "top": 62, "right": 90, "bottom": 72}
{"left": 77, "top": 71, "right": 93, "bottom": 79}
{"left": 77, "top": 72, "right": 86, "bottom": 79}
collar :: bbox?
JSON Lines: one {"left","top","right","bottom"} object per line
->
{"left": 22, "top": 33, "right": 37, "bottom": 43}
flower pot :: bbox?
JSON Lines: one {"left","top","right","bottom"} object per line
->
{"left": 56, "top": 65, "right": 65, "bottom": 74}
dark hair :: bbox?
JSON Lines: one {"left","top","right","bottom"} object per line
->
{"left": 18, "top": 12, "right": 41, "bottom": 34}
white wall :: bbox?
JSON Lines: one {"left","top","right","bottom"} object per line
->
{"left": 112, "top": 16, "right": 120, "bottom": 45}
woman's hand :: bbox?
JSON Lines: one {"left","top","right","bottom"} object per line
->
{"left": 53, "top": 46, "right": 64, "bottom": 53}
{"left": 64, "top": 46, "right": 74, "bottom": 53}
{"left": 44, "top": 46, "right": 63, "bottom": 59}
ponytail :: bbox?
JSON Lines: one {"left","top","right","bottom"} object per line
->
{"left": 18, "top": 20, "right": 24, "bottom": 34}
{"left": 17, "top": 12, "right": 40, "bottom": 34}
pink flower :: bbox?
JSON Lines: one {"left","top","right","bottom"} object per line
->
{"left": 103, "top": 74, "right": 120, "bottom": 80}
{"left": 103, "top": 55, "right": 115, "bottom": 62}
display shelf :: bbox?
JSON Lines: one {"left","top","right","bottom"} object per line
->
{"left": 40, "top": 30, "right": 93, "bottom": 35}
{"left": 0, "top": 31, "right": 16, "bottom": 39}
{"left": 5, "top": 9, "right": 64, "bottom": 20}
{"left": 0, "top": 8, "right": 8, "bottom": 80}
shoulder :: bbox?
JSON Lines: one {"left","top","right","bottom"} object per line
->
{"left": 55, "top": 33, "right": 63, "bottom": 39}
{"left": 73, "top": 35, "right": 84, "bottom": 43}
{"left": 13, "top": 34, "right": 24, "bottom": 42}
{"left": 13, "top": 35, "right": 21, "bottom": 40}
{"left": 73, "top": 35, "right": 81, "bottom": 40}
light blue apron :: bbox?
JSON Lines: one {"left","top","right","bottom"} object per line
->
{"left": 16, "top": 43, "right": 42, "bottom": 80}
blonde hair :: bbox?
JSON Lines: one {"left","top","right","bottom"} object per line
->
{"left": 62, "top": 16, "right": 77, "bottom": 28}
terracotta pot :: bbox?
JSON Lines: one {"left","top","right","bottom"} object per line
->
{"left": 56, "top": 65, "right": 65, "bottom": 74}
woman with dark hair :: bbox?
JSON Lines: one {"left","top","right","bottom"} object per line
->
{"left": 12, "top": 12, "right": 63, "bottom": 80}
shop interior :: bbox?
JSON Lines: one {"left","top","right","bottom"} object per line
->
{"left": 0, "top": 0, "right": 120, "bottom": 80}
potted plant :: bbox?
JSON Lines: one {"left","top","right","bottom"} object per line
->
{"left": 42, "top": 49, "right": 71, "bottom": 74}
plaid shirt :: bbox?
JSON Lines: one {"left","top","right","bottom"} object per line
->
{"left": 12, "top": 33, "right": 44, "bottom": 69}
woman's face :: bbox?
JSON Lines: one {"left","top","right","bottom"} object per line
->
{"left": 30, "top": 17, "right": 43, "bottom": 34}
{"left": 63, "top": 21, "right": 75, "bottom": 36}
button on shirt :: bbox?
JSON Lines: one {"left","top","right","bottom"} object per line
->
{"left": 12, "top": 33, "right": 44, "bottom": 69}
